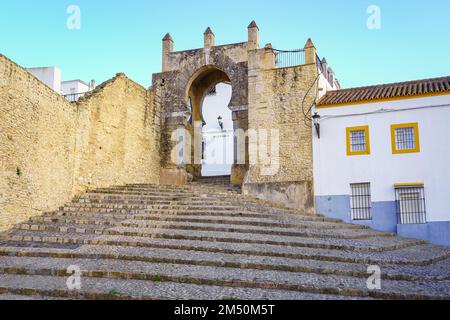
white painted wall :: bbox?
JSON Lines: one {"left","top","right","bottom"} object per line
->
{"left": 61, "top": 80, "right": 91, "bottom": 95}
{"left": 202, "top": 129, "right": 234, "bottom": 176}
{"left": 313, "top": 94, "right": 450, "bottom": 222}
{"left": 26, "top": 67, "right": 61, "bottom": 93}
{"left": 201, "top": 83, "right": 234, "bottom": 176}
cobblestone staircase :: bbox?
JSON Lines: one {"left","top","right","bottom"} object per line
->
{"left": 0, "top": 177, "right": 449, "bottom": 300}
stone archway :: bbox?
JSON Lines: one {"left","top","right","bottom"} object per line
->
{"left": 152, "top": 22, "right": 319, "bottom": 213}
{"left": 153, "top": 36, "right": 251, "bottom": 186}
{"left": 185, "top": 66, "right": 234, "bottom": 179}
{"left": 185, "top": 66, "right": 232, "bottom": 126}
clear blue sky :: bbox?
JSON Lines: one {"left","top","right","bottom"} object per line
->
{"left": 1, "top": 0, "right": 449, "bottom": 88}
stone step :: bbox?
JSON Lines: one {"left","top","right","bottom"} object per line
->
{"left": 89, "top": 190, "right": 241, "bottom": 197}
{"left": 0, "top": 274, "right": 353, "bottom": 300}
{"left": 0, "top": 256, "right": 448, "bottom": 299}
{"left": 129, "top": 181, "right": 233, "bottom": 187}
{"left": 194, "top": 175, "right": 231, "bottom": 180}
{"left": 78, "top": 191, "right": 244, "bottom": 203}
{"left": 77, "top": 194, "right": 283, "bottom": 208}
{"left": 79, "top": 192, "right": 247, "bottom": 199}
{"left": 128, "top": 183, "right": 238, "bottom": 189}
{"left": 70, "top": 199, "right": 302, "bottom": 212}
{"left": 0, "top": 245, "right": 448, "bottom": 281}
{"left": 72, "top": 201, "right": 302, "bottom": 214}
{"left": 48, "top": 210, "right": 345, "bottom": 224}
{"left": 4, "top": 181, "right": 449, "bottom": 300}
{"left": 193, "top": 180, "right": 232, "bottom": 185}
{"left": 63, "top": 203, "right": 316, "bottom": 216}
{"left": 1, "top": 235, "right": 446, "bottom": 266}
{"left": 79, "top": 192, "right": 201, "bottom": 199}
{"left": 99, "top": 185, "right": 241, "bottom": 193}
{"left": 72, "top": 195, "right": 299, "bottom": 213}
{"left": 15, "top": 221, "right": 392, "bottom": 240}
{"left": 29, "top": 214, "right": 366, "bottom": 231}
{"left": 60, "top": 205, "right": 325, "bottom": 220}
{"left": 4, "top": 228, "right": 424, "bottom": 253}
{"left": 191, "top": 180, "right": 232, "bottom": 185}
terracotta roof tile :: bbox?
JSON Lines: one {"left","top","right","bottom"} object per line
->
{"left": 317, "top": 76, "right": 450, "bottom": 106}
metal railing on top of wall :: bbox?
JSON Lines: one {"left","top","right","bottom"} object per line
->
{"left": 273, "top": 48, "right": 305, "bottom": 68}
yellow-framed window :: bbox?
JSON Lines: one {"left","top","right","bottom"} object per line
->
{"left": 346, "top": 126, "right": 371, "bottom": 156}
{"left": 391, "top": 123, "right": 420, "bottom": 154}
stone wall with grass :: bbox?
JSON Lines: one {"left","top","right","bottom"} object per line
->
{"left": 0, "top": 54, "right": 78, "bottom": 231}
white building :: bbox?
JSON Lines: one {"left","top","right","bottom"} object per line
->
{"left": 26, "top": 67, "right": 62, "bottom": 93}
{"left": 313, "top": 76, "right": 450, "bottom": 246}
{"left": 26, "top": 66, "right": 95, "bottom": 101}
{"left": 317, "top": 57, "right": 340, "bottom": 100}
{"left": 61, "top": 79, "right": 96, "bottom": 101}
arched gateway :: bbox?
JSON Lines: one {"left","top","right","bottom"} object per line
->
{"left": 152, "top": 21, "right": 338, "bottom": 213}
{"left": 187, "top": 68, "right": 233, "bottom": 177}
{"left": 153, "top": 25, "right": 254, "bottom": 185}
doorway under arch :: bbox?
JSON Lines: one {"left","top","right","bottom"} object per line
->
{"left": 185, "top": 66, "right": 234, "bottom": 179}
{"left": 201, "top": 83, "right": 233, "bottom": 176}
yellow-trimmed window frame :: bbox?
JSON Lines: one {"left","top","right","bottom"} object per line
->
{"left": 391, "top": 123, "right": 420, "bottom": 154}
{"left": 346, "top": 126, "right": 371, "bottom": 156}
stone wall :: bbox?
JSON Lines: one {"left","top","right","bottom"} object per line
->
{"left": 153, "top": 41, "right": 250, "bottom": 184}
{"left": 73, "top": 74, "right": 161, "bottom": 193}
{"left": 154, "top": 43, "right": 249, "bottom": 115}
{"left": 247, "top": 63, "right": 317, "bottom": 183}
{"left": 0, "top": 55, "right": 160, "bottom": 231}
{"left": 0, "top": 54, "right": 78, "bottom": 231}
{"left": 244, "top": 48, "right": 318, "bottom": 213}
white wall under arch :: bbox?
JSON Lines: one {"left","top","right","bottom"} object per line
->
{"left": 201, "top": 83, "right": 234, "bottom": 176}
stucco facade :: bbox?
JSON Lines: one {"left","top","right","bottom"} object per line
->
{"left": 313, "top": 92, "right": 450, "bottom": 246}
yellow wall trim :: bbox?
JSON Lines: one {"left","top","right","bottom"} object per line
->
{"left": 394, "top": 183, "right": 425, "bottom": 187}
{"left": 391, "top": 122, "right": 421, "bottom": 154}
{"left": 346, "top": 126, "right": 371, "bottom": 156}
{"left": 316, "top": 90, "right": 450, "bottom": 109}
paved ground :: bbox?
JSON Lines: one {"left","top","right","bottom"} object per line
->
{"left": 0, "top": 178, "right": 449, "bottom": 300}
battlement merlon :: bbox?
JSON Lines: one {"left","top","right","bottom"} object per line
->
{"left": 161, "top": 21, "right": 261, "bottom": 72}
{"left": 157, "top": 23, "right": 339, "bottom": 91}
